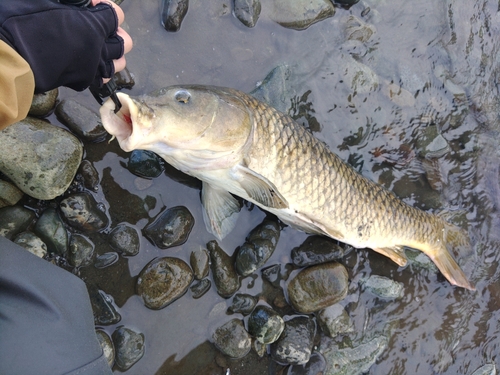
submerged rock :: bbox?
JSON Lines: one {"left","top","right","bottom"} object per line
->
{"left": 270, "top": 317, "right": 316, "bottom": 365}
{"left": 0, "top": 117, "right": 83, "bottom": 200}
{"left": 68, "top": 234, "right": 95, "bottom": 267}
{"left": 250, "top": 64, "right": 295, "bottom": 114}
{"left": 136, "top": 257, "right": 193, "bottom": 309}
{"left": 127, "top": 150, "right": 164, "bottom": 179}
{"left": 77, "top": 160, "right": 100, "bottom": 191}
{"left": 317, "top": 304, "right": 354, "bottom": 338}
{"left": 13, "top": 231, "right": 47, "bottom": 258}
{"left": 248, "top": 305, "right": 285, "bottom": 344}
{"left": 362, "top": 275, "right": 404, "bottom": 299}
{"left": 269, "top": 0, "right": 335, "bottom": 30}
{"left": 190, "top": 247, "right": 210, "bottom": 279}
{"left": 161, "top": 0, "right": 189, "bottom": 32}
{"left": 291, "top": 235, "right": 345, "bottom": 267}
{"left": 208, "top": 240, "right": 240, "bottom": 297}
{"left": 29, "top": 89, "right": 58, "bottom": 117}
{"left": 212, "top": 319, "right": 252, "bottom": 359}
{"left": 287, "top": 262, "right": 349, "bottom": 314}
{"left": 108, "top": 224, "right": 140, "bottom": 256}
{"left": 96, "top": 329, "right": 115, "bottom": 368}
{"left": 233, "top": 0, "right": 261, "bottom": 28}
{"left": 0, "top": 206, "right": 35, "bottom": 240}
{"left": 55, "top": 99, "right": 107, "bottom": 142}
{"left": 60, "top": 193, "right": 109, "bottom": 232}
{"left": 94, "top": 252, "right": 119, "bottom": 269}
{"left": 88, "top": 287, "right": 122, "bottom": 325}
{"left": 112, "top": 326, "right": 145, "bottom": 371}
{"left": 143, "top": 206, "right": 194, "bottom": 249}
{"left": 34, "top": 207, "right": 68, "bottom": 256}
{"left": 287, "top": 352, "right": 327, "bottom": 375}
{"left": 228, "top": 293, "right": 258, "bottom": 315}
{"left": 190, "top": 278, "right": 211, "bottom": 299}
{"left": 0, "top": 179, "right": 24, "bottom": 208}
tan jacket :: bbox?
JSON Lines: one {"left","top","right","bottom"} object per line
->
{"left": 0, "top": 40, "right": 35, "bottom": 130}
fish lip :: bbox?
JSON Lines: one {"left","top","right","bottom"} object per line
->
{"left": 100, "top": 93, "right": 139, "bottom": 152}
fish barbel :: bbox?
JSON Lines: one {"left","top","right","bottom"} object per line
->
{"left": 100, "top": 85, "right": 474, "bottom": 290}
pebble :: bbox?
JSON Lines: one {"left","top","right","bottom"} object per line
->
{"left": 55, "top": 99, "right": 108, "bottom": 142}
{"left": 108, "top": 224, "right": 140, "bottom": 256}
{"left": 13, "top": 231, "right": 47, "bottom": 258}
{"left": 68, "top": 234, "right": 95, "bottom": 267}
{"left": 287, "top": 352, "right": 327, "bottom": 375}
{"left": 28, "top": 89, "right": 58, "bottom": 117}
{"left": 112, "top": 326, "right": 145, "bottom": 371}
{"left": 233, "top": 0, "right": 261, "bottom": 28}
{"left": 228, "top": 293, "right": 258, "bottom": 315}
{"left": 127, "top": 150, "right": 164, "bottom": 179}
{"left": 270, "top": 316, "right": 316, "bottom": 365}
{"left": 161, "top": 0, "right": 189, "bottom": 32}
{"left": 88, "top": 286, "right": 122, "bottom": 325}
{"left": 34, "top": 207, "right": 68, "bottom": 256}
{"left": 291, "top": 235, "right": 345, "bottom": 267}
{"left": 95, "top": 329, "right": 115, "bottom": 368}
{"left": 287, "top": 262, "right": 349, "bottom": 314}
{"left": 208, "top": 240, "right": 240, "bottom": 298}
{"left": 136, "top": 257, "right": 193, "bottom": 309}
{"left": 362, "top": 275, "right": 404, "bottom": 299}
{"left": 0, "top": 117, "right": 83, "bottom": 200}
{"left": 269, "top": 0, "right": 335, "bottom": 30}
{"left": 143, "top": 206, "right": 194, "bottom": 249}
{"left": 59, "top": 193, "right": 109, "bottom": 232}
{"left": 95, "top": 252, "right": 119, "bottom": 269}
{"left": 0, "top": 205, "right": 35, "bottom": 240}
{"left": 317, "top": 304, "right": 354, "bottom": 338}
{"left": 190, "top": 247, "right": 210, "bottom": 279}
{"left": 77, "top": 160, "right": 100, "bottom": 191}
{"left": 247, "top": 305, "right": 285, "bottom": 344}
{"left": 212, "top": 319, "right": 252, "bottom": 358}
{"left": 0, "top": 179, "right": 24, "bottom": 208}
{"left": 190, "top": 278, "right": 211, "bottom": 299}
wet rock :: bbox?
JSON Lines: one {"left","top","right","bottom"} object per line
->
{"left": 34, "top": 207, "right": 68, "bottom": 256}
{"left": 254, "top": 339, "right": 267, "bottom": 357}
{"left": 190, "top": 278, "right": 211, "bottom": 299}
{"left": 270, "top": 316, "right": 316, "bottom": 365}
{"left": 405, "top": 248, "right": 438, "bottom": 272}
{"left": 55, "top": 99, "right": 107, "bottom": 142}
{"left": 13, "top": 231, "right": 47, "bottom": 258}
{"left": 287, "top": 262, "right": 349, "bottom": 314}
{"left": 0, "top": 179, "right": 24, "bottom": 208}
{"left": 77, "top": 160, "right": 100, "bottom": 191}
{"left": 109, "top": 224, "right": 140, "bottom": 256}
{"left": 136, "top": 257, "right": 193, "bottom": 309}
{"left": 113, "top": 67, "right": 135, "bottom": 90}
{"left": 112, "top": 326, "right": 145, "bottom": 371}
{"left": 343, "top": 15, "right": 376, "bottom": 43}
{"left": 127, "top": 150, "right": 164, "bottom": 179}
{"left": 143, "top": 206, "right": 194, "bottom": 249}
{"left": 248, "top": 305, "right": 285, "bottom": 344}
{"left": 208, "top": 240, "right": 240, "bottom": 298}
{"left": 471, "top": 363, "right": 496, "bottom": 375}
{"left": 68, "top": 234, "right": 94, "bottom": 267}
{"left": 0, "top": 206, "right": 35, "bottom": 240}
{"left": 269, "top": 0, "right": 335, "bottom": 30}
{"left": 88, "top": 286, "right": 122, "bottom": 325}
{"left": 317, "top": 304, "right": 354, "bottom": 338}
{"left": 339, "top": 53, "right": 379, "bottom": 94}
{"left": 96, "top": 329, "right": 115, "bottom": 368}
{"left": 190, "top": 247, "right": 210, "bottom": 279}
{"left": 287, "top": 352, "right": 327, "bottom": 375}
{"left": 361, "top": 275, "right": 404, "bottom": 299}
{"left": 320, "top": 336, "right": 388, "bottom": 375}
{"left": 233, "top": 0, "right": 261, "bottom": 28}
{"left": 95, "top": 252, "right": 119, "bottom": 269}
{"left": 291, "top": 235, "right": 345, "bottom": 267}
{"left": 0, "top": 117, "right": 83, "bottom": 200}
{"left": 229, "top": 293, "right": 258, "bottom": 315}
{"left": 161, "top": 0, "right": 189, "bottom": 32}
{"left": 250, "top": 64, "right": 295, "bottom": 114}
{"left": 235, "top": 219, "right": 280, "bottom": 276}
{"left": 262, "top": 264, "right": 282, "bottom": 287}
{"left": 28, "top": 89, "right": 58, "bottom": 117}
{"left": 59, "top": 193, "right": 109, "bottom": 232}
{"left": 212, "top": 319, "right": 252, "bottom": 359}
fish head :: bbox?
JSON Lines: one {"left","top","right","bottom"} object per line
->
{"left": 99, "top": 85, "right": 253, "bottom": 170}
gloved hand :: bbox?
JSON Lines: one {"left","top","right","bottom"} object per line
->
{"left": 0, "top": 0, "right": 133, "bottom": 93}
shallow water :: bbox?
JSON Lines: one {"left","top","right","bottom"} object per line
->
{"left": 56, "top": 0, "right": 500, "bottom": 373}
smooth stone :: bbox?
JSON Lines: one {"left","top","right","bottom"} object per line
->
{"left": 161, "top": 0, "right": 189, "bottom": 32}
{"left": 362, "top": 275, "right": 404, "bottom": 299}
{"left": 212, "top": 319, "right": 251, "bottom": 359}
{"left": 13, "top": 231, "right": 47, "bottom": 258}
{"left": 136, "top": 257, "right": 193, "bottom": 309}
{"left": 270, "top": 316, "right": 316, "bottom": 365}
{"left": 77, "top": 160, "right": 100, "bottom": 191}
{"left": 95, "top": 252, "right": 119, "bottom": 269}
{"left": 233, "top": 0, "right": 261, "bottom": 28}
{"left": 287, "top": 352, "right": 327, "bottom": 375}
{"left": 291, "top": 235, "right": 345, "bottom": 267}
{"left": 0, "top": 179, "right": 24, "bottom": 208}
{"left": 269, "top": 0, "right": 335, "bottom": 30}
{"left": 228, "top": 293, "right": 258, "bottom": 315}
{"left": 287, "top": 262, "right": 349, "bottom": 314}
{"left": 317, "top": 304, "right": 354, "bottom": 338}
{"left": 59, "top": 193, "right": 109, "bottom": 232}
{"left": 28, "top": 89, "right": 58, "bottom": 117}
{"left": 207, "top": 240, "right": 240, "bottom": 298}
{"left": 190, "top": 278, "right": 211, "bottom": 299}
{"left": 112, "top": 326, "right": 145, "bottom": 371}
{"left": 0, "top": 206, "right": 35, "bottom": 240}
{"left": 127, "top": 150, "right": 164, "bottom": 179}
{"left": 68, "top": 234, "right": 95, "bottom": 267}
{"left": 190, "top": 247, "right": 210, "bottom": 279}
{"left": 235, "top": 219, "right": 280, "bottom": 276}
{"left": 247, "top": 305, "right": 285, "bottom": 344}
{"left": 55, "top": 99, "right": 107, "bottom": 142}
{"left": 34, "top": 207, "right": 68, "bottom": 256}
{"left": 88, "top": 286, "right": 122, "bottom": 325}
{"left": 108, "top": 224, "right": 140, "bottom": 256}
{"left": 143, "top": 206, "right": 194, "bottom": 249}
{"left": 0, "top": 117, "right": 83, "bottom": 200}
{"left": 96, "top": 329, "right": 115, "bottom": 368}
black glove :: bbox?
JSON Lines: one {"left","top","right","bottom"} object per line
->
{"left": 0, "top": 0, "right": 124, "bottom": 93}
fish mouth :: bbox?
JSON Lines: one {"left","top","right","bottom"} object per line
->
{"left": 100, "top": 93, "right": 140, "bottom": 152}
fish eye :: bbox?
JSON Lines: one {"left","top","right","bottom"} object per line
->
{"left": 174, "top": 90, "right": 191, "bottom": 104}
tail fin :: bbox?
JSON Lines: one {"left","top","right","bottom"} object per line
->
{"left": 429, "top": 223, "right": 475, "bottom": 290}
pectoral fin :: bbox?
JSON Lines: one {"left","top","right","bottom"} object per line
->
{"left": 373, "top": 246, "right": 408, "bottom": 267}
{"left": 201, "top": 182, "right": 241, "bottom": 240}
{"left": 233, "top": 166, "right": 288, "bottom": 209}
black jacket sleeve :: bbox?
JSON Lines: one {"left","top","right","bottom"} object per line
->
{"left": 0, "top": 0, "right": 124, "bottom": 93}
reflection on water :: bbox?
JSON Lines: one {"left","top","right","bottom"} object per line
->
{"left": 58, "top": 0, "right": 500, "bottom": 373}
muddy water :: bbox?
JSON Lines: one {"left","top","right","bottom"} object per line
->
{"left": 58, "top": 0, "right": 500, "bottom": 373}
